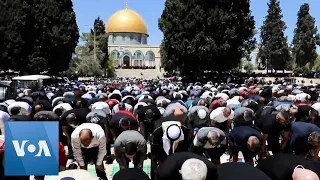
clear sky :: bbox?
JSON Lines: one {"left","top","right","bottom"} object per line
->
{"left": 73, "top": 0, "right": 320, "bottom": 47}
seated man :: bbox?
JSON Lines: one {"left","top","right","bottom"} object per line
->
{"left": 114, "top": 130, "right": 147, "bottom": 170}
{"left": 155, "top": 152, "right": 217, "bottom": 180}
{"left": 287, "top": 122, "right": 320, "bottom": 160}
{"left": 229, "top": 126, "right": 262, "bottom": 165}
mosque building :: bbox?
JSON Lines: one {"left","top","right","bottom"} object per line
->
{"left": 105, "top": 6, "right": 161, "bottom": 69}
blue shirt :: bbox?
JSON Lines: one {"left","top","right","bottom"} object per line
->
{"left": 290, "top": 122, "right": 320, "bottom": 151}
{"left": 230, "top": 126, "right": 262, "bottom": 147}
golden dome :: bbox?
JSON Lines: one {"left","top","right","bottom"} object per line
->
{"left": 106, "top": 8, "right": 148, "bottom": 35}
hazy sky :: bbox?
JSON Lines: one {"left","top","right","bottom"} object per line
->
{"left": 74, "top": 0, "right": 320, "bottom": 47}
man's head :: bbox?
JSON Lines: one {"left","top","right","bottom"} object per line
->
{"left": 66, "top": 113, "right": 77, "bottom": 127}
{"left": 292, "top": 165, "right": 320, "bottom": 180}
{"left": 198, "top": 99, "right": 207, "bottom": 106}
{"left": 308, "top": 131, "right": 320, "bottom": 147}
{"left": 124, "top": 142, "right": 137, "bottom": 159}
{"left": 10, "top": 106, "right": 21, "bottom": 116}
{"left": 309, "top": 109, "right": 319, "bottom": 120}
{"left": 99, "top": 95, "right": 107, "bottom": 101}
{"left": 247, "top": 136, "right": 261, "bottom": 152}
{"left": 173, "top": 107, "right": 186, "bottom": 121}
{"left": 119, "top": 118, "right": 131, "bottom": 130}
{"left": 207, "top": 130, "right": 220, "bottom": 146}
{"left": 258, "top": 97, "right": 266, "bottom": 105}
{"left": 179, "top": 158, "right": 207, "bottom": 180}
{"left": 79, "top": 129, "right": 94, "bottom": 147}
{"left": 289, "top": 106, "right": 298, "bottom": 119}
{"left": 223, "top": 107, "right": 231, "bottom": 118}
{"left": 243, "top": 110, "right": 254, "bottom": 122}
{"left": 161, "top": 100, "right": 169, "bottom": 108}
{"left": 276, "top": 111, "right": 290, "bottom": 126}
{"left": 54, "top": 107, "right": 64, "bottom": 116}
{"left": 34, "top": 104, "right": 43, "bottom": 113}
{"left": 197, "top": 109, "right": 207, "bottom": 120}
{"left": 145, "top": 108, "right": 154, "bottom": 121}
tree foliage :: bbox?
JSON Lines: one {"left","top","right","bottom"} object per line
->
{"left": 160, "top": 40, "right": 174, "bottom": 72}
{"left": 313, "top": 56, "right": 320, "bottom": 71}
{"left": 159, "top": 0, "right": 256, "bottom": 77}
{"left": 258, "top": 0, "right": 292, "bottom": 71}
{"left": 292, "top": 3, "right": 320, "bottom": 68}
{"left": 72, "top": 19, "right": 115, "bottom": 78}
{"left": 242, "top": 60, "right": 254, "bottom": 73}
{"left": 90, "top": 17, "right": 109, "bottom": 75}
{"left": 0, "top": 0, "right": 79, "bottom": 74}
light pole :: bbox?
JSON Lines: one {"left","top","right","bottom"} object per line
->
{"left": 84, "top": 24, "right": 96, "bottom": 62}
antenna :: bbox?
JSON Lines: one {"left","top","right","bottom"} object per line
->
{"left": 125, "top": 0, "right": 128, "bottom": 9}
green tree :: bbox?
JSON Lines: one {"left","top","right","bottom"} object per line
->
{"left": 258, "top": 0, "right": 291, "bottom": 71}
{"left": 313, "top": 56, "right": 320, "bottom": 71}
{"left": 0, "top": 0, "right": 79, "bottom": 74}
{"left": 72, "top": 32, "right": 114, "bottom": 77}
{"left": 107, "top": 55, "right": 116, "bottom": 77}
{"left": 91, "top": 17, "right": 109, "bottom": 75}
{"left": 242, "top": 60, "right": 254, "bottom": 73}
{"left": 292, "top": 3, "right": 320, "bottom": 68}
{"left": 159, "top": 0, "right": 255, "bottom": 78}
{"left": 160, "top": 40, "right": 174, "bottom": 72}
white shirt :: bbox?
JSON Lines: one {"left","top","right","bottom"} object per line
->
{"left": 295, "top": 93, "right": 310, "bottom": 102}
{"left": 210, "top": 107, "right": 234, "bottom": 123}
{"left": 226, "top": 99, "right": 240, "bottom": 106}
{"left": 71, "top": 123, "right": 106, "bottom": 166}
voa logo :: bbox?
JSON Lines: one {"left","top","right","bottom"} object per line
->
{"left": 12, "top": 140, "right": 51, "bottom": 157}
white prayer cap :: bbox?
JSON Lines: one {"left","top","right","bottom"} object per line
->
{"left": 197, "top": 109, "right": 207, "bottom": 119}
{"left": 167, "top": 125, "right": 181, "bottom": 140}
{"left": 91, "top": 102, "right": 111, "bottom": 115}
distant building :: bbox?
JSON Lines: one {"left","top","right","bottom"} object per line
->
{"left": 105, "top": 7, "right": 160, "bottom": 71}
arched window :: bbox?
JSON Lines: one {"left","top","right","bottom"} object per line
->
{"left": 146, "top": 51, "right": 155, "bottom": 61}
{"left": 111, "top": 50, "right": 120, "bottom": 59}
{"left": 123, "top": 50, "right": 132, "bottom": 58}
{"left": 134, "top": 50, "right": 143, "bottom": 60}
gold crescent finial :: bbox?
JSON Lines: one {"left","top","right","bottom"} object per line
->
{"left": 125, "top": 0, "right": 128, "bottom": 9}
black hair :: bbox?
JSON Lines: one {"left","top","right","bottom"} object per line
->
{"left": 162, "top": 100, "right": 169, "bottom": 108}
{"left": 279, "top": 110, "right": 290, "bottom": 121}
{"left": 11, "top": 106, "right": 21, "bottom": 116}
{"left": 120, "top": 118, "right": 130, "bottom": 127}
{"left": 35, "top": 114, "right": 49, "bottom": 121}
{"left": 310, "top": 108, "right": 319, "bottom": 117}
{"left": 54, "top": 108, "right": 63, "bottom": 116}
{"left": 123, "top": 98, "right": 134, "bottom": 106}
{"left": 124, "top": 142, "right": 137, "bottom": 156}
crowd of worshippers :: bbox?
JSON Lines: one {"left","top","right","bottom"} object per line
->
{"left": 1, "top": 81, "right": 320, "bottom": 180}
